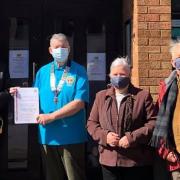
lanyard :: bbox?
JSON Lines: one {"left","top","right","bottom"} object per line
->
{"left": 50, "top": 63, "right": 70, "bottom": 103}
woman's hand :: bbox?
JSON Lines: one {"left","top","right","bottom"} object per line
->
{"left": 107, "top": 132, "right": 120, "bottom": 147}
{"left": 118, "top": 136, "right": 130, "bottom": 149}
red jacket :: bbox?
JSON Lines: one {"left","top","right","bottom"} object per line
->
{"left": 157, "top": 78, "right": 180, "bottom": 171}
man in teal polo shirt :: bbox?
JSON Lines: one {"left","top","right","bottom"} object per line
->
{"left": 35, "top": 33, "right": 89, "bottom": 180}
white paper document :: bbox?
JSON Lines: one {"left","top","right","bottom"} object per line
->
{"left": 14, "top": 88, "right": 39, "bottom": 124}
{"left": 9, "top": 50, "right": 29, "bottom": 78}
{"left": 87, "top": 53, "right": 106, "bottom": 81}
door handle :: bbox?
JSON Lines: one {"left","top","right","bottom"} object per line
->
{"left": 32, "top": 62, "right": 37, "bottom": 82}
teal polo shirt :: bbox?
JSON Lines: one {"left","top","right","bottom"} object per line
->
{"left": 34, "top": 60, "right": 89, "bottom": 145}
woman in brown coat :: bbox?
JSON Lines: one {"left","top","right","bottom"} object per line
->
{"left": 87, "top": 57, "right": 156, "bottom": 180}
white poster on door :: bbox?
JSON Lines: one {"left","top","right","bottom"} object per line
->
{"left": 87, "top": 53, "right": 106, "bottom": 81}
{"left": 9, "top": 50, "right": 29, "bottom": 78}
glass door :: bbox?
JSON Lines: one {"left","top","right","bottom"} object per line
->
{"left": 7, "top": 17, "right": 42, "bottom": 180}
{"left": 8, "top": 17, "right": 29, "bottom": 170}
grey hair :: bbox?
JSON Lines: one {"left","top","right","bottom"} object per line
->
{"left": 50, "top": 33, "right": 69, "bottom": 47}
{"left": 169, "top": 39, "right": 180, "bottom": 55}
{"left": 110, "top": 57, "right": 130, "bottom": 73}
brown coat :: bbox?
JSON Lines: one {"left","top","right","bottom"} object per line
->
{"left": 87, "top": 84, "right": 156, "bottom": 167}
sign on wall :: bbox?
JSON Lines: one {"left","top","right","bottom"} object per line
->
{"left": 9, "top": 50, "right": 29, "bottom": 78}
{"left": 87, "top": 53, "right": 106, "bottom": 81}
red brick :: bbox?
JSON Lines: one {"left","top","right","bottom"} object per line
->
{"left": 149, "top": 53, "right": 161, "bottom": 61}
{"left": 160, "top": 22, "right": 171, "bottom": 29}
{"left": 161, "top": 61, "right": 172, "bottom": 69}
{"left": 149, "top": 38, "right": 169, "bottom": 45}
{"left": 138, "top": 30, "right": 161, "bottom": 38}
{"left": 139, "top": 77, "right": 162, "bottom": 85}
{"left": 160, "top": 0, "right": 171, "bottom": 5}
{"left": 138, "top": 14, "right": 160, "bottom": 22}
{"left": 161, "top": 46, "right": 169, "bottom": 52}
{"left": 161, "top": 53, "right": 171, "bottom": 59}
{"left": 150, "top": 61, "right": 161, "bottom": 69}
{"left": 137, "top": 6, "right": 148, "bottom": 13}
{"left": 139, "top": 61, "right": 161, "bottom": 69}
{"left": 148, "top": 22, "right": 171, "bottom": 30}
{"left": 161, "top": 30, "right": 171, "bottom": 37}
{"left": 139, "top": 52, "right": 149, "bottom": 60}
{"left": 138, "top": 22, "right": 148, "bottom": 29}
{"left": 148, "top": 6, "right": 171, "bottom": 14}
{"left": 160, "top": 14, "right": 171, "bottom": 22}
{"left": 149, "top": 69, "right": 171, "bottom": 77}
{"left": 150, "top": 86, "right": 159, "bottom": 94}
{"left": 139, "top": 62, "right": 150, "bottom": 68}
{"left": 138, "top": 38, "right": 149, "bottom": 45}
{"left": 138, "top": 14, "right": 145, "bottom": 21}
{"left": 146, "top": 14, "right": 160, "bottom": 22}
{"left": 149, "top": 53, "right": 171, "bottom": 61}
{"left": 139, "top": 46, "right": 160, "bottom": 53}
{"left": 161, "top": 52, "right": 171, "bottom": 60}
{"left": 148, "top": 22, "right": 161, "bottom": 30}
{"left": 139, "top": 69, "right": 149, "bottom": 77}
{"left": 137, "top": 0, "right": 160, "bottom": 5}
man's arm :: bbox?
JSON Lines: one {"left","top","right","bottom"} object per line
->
{"left": 37, "top": 64, "right": 89, "bottom": 125}
{"left": 37, "top": 100, "right": 85, "bottom": 125}
{"left": 51, "top": 99, "right": 84, "bottom": 119}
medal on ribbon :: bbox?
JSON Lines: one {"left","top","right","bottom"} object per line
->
{"left": 50, "top": 63, "right": 70, "bottom": 104}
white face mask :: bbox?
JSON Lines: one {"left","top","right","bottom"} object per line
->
{"left": 52, "top": 47, "right": 69, "bottom": 63}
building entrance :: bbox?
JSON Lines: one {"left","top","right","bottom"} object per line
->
{"left": 0, "top": 1, "right": 122, "bottom": 180}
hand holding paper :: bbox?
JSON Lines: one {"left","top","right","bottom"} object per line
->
{"left": 14, "top": 88, "right": 39, "bottom": 124}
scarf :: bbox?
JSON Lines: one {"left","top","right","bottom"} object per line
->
{"left": 151, "top": 78, "right": 178, "bottom": 148}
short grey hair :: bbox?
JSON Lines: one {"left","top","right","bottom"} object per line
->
{"left": 169, "top": 39, "right": 180, "bottom": 56}
{"left": 50, "top": 33, "right": 69, "bottom": 47}
{"left": 110, "top": 57, "right": 130, "bottom": 73}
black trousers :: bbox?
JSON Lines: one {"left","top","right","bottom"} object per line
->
{"left": 101, "top": 165, "right": 154, "bottom": 180}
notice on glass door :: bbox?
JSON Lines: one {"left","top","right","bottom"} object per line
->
{"left": 9, "top": 50, "right": 29, "bottom": 78}
{"left": 87, "top": 53, "right": 106, "bottom": 81}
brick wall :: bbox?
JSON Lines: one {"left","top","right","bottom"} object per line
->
{"left": 131, "top": 0, "right": 171, "bottom": 101}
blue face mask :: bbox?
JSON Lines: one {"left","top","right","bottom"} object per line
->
{"left": 110, "top": 76, "right": 130, "bottom": 89}
{"left": 174, "top": 58, "right": 180, "bottom": 70}
{"left": 52, "top": 48, "right": 69, "bottom": 63}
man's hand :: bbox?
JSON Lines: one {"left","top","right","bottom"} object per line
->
{"left": 9, "top": 87, "right": 20, "bottom": 96}
{"left": 166, "top": 152, "right": 177, "bottom": 163}
{"left": 107, "top": 132, "right": 120, "bottom": 147}
{"left": 36, "top": 114, "right": 55, "bottom": 125}
{"left": 118, "top": 136, "right": 130, "bottom": 149}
